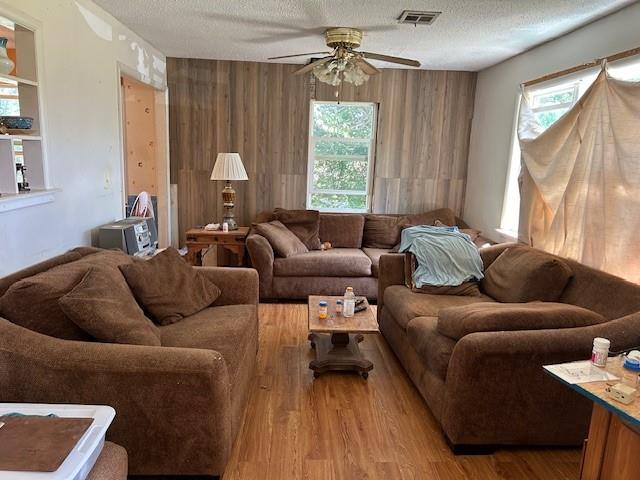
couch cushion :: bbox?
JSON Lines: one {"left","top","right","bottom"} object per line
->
{"left": 319, "top": 214, "right": 365, "bottom": 248}
{"left": 253, "top": 210, "right": 275, "bottom": 224}
{"left": 274, "top": 248, "right": 372, "bottom": 277}
{"left": 362, "top": 247, "right": 392, "bottom": 277}
{"left": 363, "top": 215, "right": 407, "bottom": 249}
{"left": 434, "top": 220, "right": 481, "bottom": 242}
{"left": 406, "top": 208, "right": 457, "bottom": 227}
{"left": 406, "top": 316, "right": 457, "bottom": 380}
{"left": 438, "top": 302, "right": 606, "bottom": 341}
{"left": 160, "top": 304, "right": 257, "bottom": 384}
{"left": 254, "top": 220, "right": 308, "bottom": 258}
{"left": 59, "top": 266, "right": 160, "bottom": 346}
{"left": 0, "top": 251, "right": 83, "bottom": 297}
{"left": 481, "top": 247, "right": 573, "bottom": 303}
{"left": 120, "top": 248, "right": 221, "bottom": 326}
{"left": 273, "top": 208, "right": 322, "bottom": 250}
{"left": 383, "top": 285, "right": 495, "bottom": 331}
{"left": 0, "top": 250, "right": 133, "bottom": 340}
{"left": 87, "top": 441, "right": 128, "bottom": 480}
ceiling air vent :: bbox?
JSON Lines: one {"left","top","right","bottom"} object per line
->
{"left": 398, "top": 10, "right": 441, "bottom": 26}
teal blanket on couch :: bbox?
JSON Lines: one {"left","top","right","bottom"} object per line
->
{"left": 398, "top": 225, "right": 484, "bottom": 287}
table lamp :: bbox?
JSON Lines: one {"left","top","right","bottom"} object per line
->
{"left": 210, "top": 153, "right": 248, "bottom": 230}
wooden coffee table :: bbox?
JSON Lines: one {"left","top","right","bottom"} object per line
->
{"left": 307, "top": 295, "right": 379, "bottom": 379}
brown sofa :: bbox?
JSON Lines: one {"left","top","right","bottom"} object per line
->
{"left": 247, "top": 208, "right": 482, "bottom": 300}
{"left": 378, "top": 243, "right": 640, "bottom": 451}
{"left": 0, "top": 247, "right": 259, "bottom": 476}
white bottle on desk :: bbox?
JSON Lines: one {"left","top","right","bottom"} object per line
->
{"left": 343, "top": 287, "right": 355, "bottom": 317}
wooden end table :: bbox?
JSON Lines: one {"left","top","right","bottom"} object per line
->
{"left": 307, "top": 295, "right": 378, "bottom": 379}
{"left": 545, "top": 359, "right": 640, "bottom": 480}
{"left": 185, "top": 226, "right": 250, "bottom": 266}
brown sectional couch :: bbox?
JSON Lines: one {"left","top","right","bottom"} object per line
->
{"left": 0, "top": 247, "right": 258, "bottom": 476}
{"left": 247, "top": 208, "right": 478, "bottom": 300}
{"left": 378, "top": 243, "right": 640, "bottom": 450}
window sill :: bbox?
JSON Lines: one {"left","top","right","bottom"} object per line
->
{"left": 0, "top": 188, "right": 60, "bottom": 213}
{"left": 495, "top": 228, "right": 519, "bottom": 243}
{"left": 312, "top": 208, "right": 369, "bottom": 214}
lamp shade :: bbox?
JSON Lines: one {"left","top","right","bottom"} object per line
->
{"left": 210, "top": 153, "right": 248, "bottom": 181}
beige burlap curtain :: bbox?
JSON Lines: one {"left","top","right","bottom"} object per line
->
{"left": 518, "top": 67, "right": 640, "bottom": 283}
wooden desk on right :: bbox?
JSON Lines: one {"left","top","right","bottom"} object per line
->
{"left": 546, "top": 359, "right": 640, "bottom": 480}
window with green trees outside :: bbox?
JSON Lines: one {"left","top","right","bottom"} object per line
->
{"left": 307, "top": 101, "right": 377, "bottom": 212}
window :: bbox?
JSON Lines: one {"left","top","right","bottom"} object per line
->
{"left": 307, "top": 101, "right": 377, "bottom": 212}
{"left": 501, "top": 60, "right": 640, "bottom": 237}
{"left": 529, "top": 84, "right": 579, "bottom": 129}
{"left": 500, "top": 82, "right": 580, "bottom": 235}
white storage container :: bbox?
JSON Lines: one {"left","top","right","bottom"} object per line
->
{"left": 0, "top": 403, "right": 115, "bottom": 480}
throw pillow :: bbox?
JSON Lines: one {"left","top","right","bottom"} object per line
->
{"left": 406, "top": 208, "right": 457, "bottom": 227}
{"left": 437, "top": 302, "right": 606, "bottom": 340}
{"left": 253, "top": 220, "right": 309, "bottom": 257}
{"left": 0, "top": 250, "right": 134, "bottom": 340}
{"left": 481, "top": 247, "right": 573, "bottom": 302}
{"left": 434, "top": 220, "right": 482, "bottom": 242}
{"left": 119, "top": 247, "right": 221, "bottom": 326}
{"left": 403, "top": 253, "right": 482, "bottom": 296}
{"left": 319, "top": 213, "right": 365, "bottom": 248}
{"left": 363, "top": 215, "right": 408, "bottom": 249}
{"left": 273, "top": 208, "right": 322, "bottom": 250}
{"left": 59, "top": 266, "right": 160, "bottom": 346}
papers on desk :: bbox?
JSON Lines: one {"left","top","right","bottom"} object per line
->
{"left": 544, "top": 360, "right": 620, "bottom": 384}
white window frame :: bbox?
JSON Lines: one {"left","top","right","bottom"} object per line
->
{"left": 306, "top": 100, "right": 377, "bottom": 213}
{"left": 530, "top": 83, "right": 579, "bottom": 114}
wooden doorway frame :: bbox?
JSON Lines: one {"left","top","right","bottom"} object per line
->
{"left": 117, "top": 66, "right": 171, "bottom": 247}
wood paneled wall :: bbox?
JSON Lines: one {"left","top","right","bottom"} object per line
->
{"left": 168, "top": 58, "right": 476, "bottom": 242}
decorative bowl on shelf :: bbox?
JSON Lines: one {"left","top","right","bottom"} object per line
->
{"left": 0, "top": 116, "right": 34, "bottom": 130}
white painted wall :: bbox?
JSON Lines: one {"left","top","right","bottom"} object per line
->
{"left": 464, "top": 2, "right": 640, "bottom": 242}
{"left": 0, "top": 0, "right": 166, "bottom": 275}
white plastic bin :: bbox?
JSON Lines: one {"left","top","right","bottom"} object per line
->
{"left": 0, "top": 403, "right": 115, "bottom": 480}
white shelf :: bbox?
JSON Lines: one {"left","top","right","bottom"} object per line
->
{"left": 0, "top": 72, "right": 38, "bottom": 86}
{"left": 0, "top": 134, "right": 41, "bottom": 141}
{"left": 0, "top": 14, "right": 46, "bottom": 211}
{"left": 0, "top": 188, "right": 60, "bottom": 212}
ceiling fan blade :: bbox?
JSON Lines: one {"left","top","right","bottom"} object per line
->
{"left": 268, "top": 51, "right": 331, "bottom": 60}
{"left": 361, "top": 51, "right": 421, "bottom": 68}
{"left": 354, "top": 58, "right": 380, "bottom": 76}
{"left": 294, "top": 57, "right": 333, "bottom": 76}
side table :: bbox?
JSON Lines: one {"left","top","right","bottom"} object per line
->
{"left": 544, "top": 359, "right": 640, "bottom": 480}
{"left": 185, "top": 226, "right": 250, "bottom": 266}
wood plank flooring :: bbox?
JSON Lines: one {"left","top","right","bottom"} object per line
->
{"left": 223, "top": 304, "right": 581, "bottom": 479}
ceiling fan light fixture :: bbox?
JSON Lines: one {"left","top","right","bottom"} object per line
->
{"left": 313, "top": 61, "right": 341, "bottom": 86}
{"left": 286, "top": 25, "right": 420, "bottom": 98}
{"left": 313, "top": 58, "right": 369, "bottom": 88}
{"left": 343, "top": 62, "right": 369, "bottom": 86}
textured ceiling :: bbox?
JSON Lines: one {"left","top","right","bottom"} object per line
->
{"left": 94, "top": 0, "right": 634, "bottom": 71}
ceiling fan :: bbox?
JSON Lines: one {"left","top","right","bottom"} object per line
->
{"left": 267, "top": 27, "right": 420, "bottom": 94}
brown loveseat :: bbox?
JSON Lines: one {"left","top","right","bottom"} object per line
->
{"left": 247, "top": 208, "right": 481, "bottom": 300}
{"left": 378, "top": 243, "right": 640, "bottom": 451}
{"left": 0, "top": 247, "right": 258, "bottom": 476}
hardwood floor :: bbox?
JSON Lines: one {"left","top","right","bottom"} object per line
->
{"left": 223, "top": 304, "right": 581, "bottom": 479}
